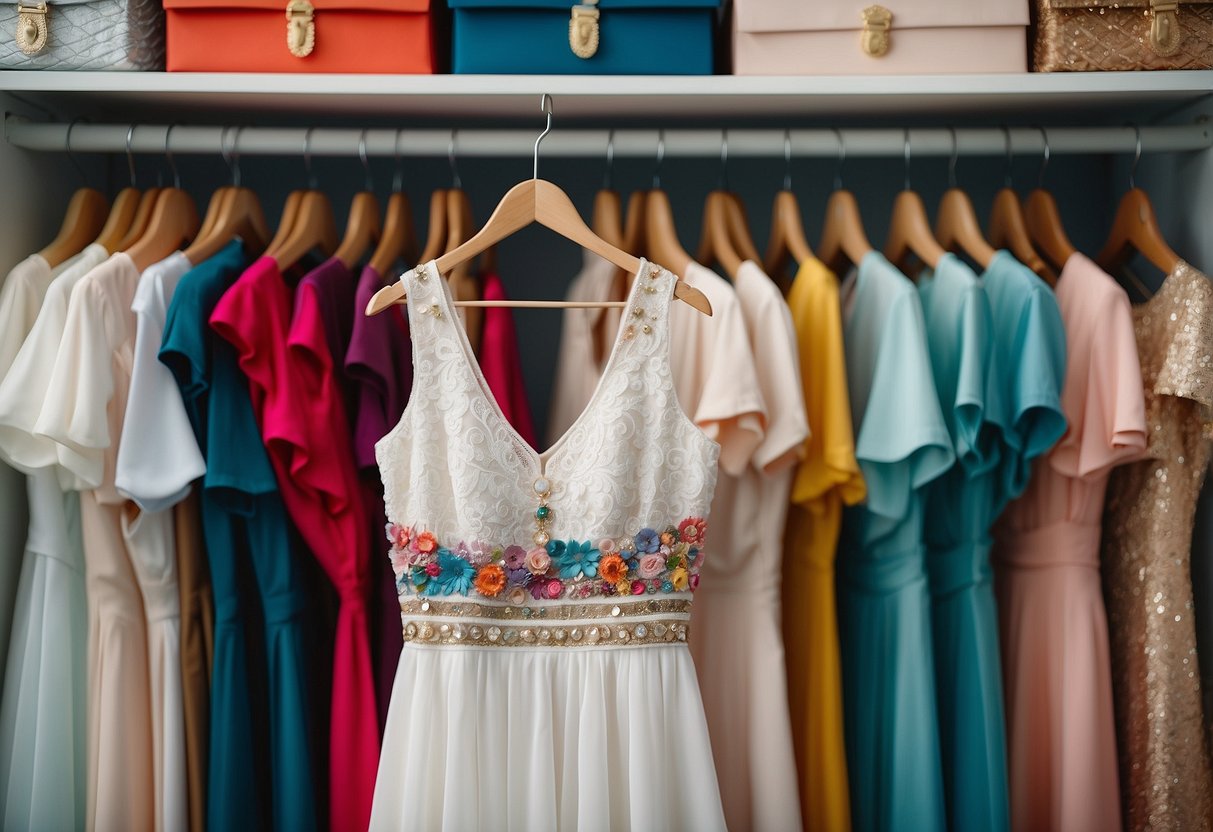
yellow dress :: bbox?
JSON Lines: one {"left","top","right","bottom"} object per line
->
{"left": 783, "top": 257, "right": 866, "bottom": 832}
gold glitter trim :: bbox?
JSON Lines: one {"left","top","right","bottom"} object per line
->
{"left": 400, "top": 597, "right": 691, "bottom": 622}
{"left": 402, "top": 618, "right": 689, "bottom": 648}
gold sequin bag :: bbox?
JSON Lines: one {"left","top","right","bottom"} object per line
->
{"left": 1032, "top": 0, "right": 1213, "bottom": 70}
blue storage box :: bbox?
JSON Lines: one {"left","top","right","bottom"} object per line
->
{"left": 449, "top": 0, "right": 719, "bottom": 74}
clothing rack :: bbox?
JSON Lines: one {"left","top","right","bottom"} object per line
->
{"left": 5, "top": 118, "right": 1211, "bottom": 159}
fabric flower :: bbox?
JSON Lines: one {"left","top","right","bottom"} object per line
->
{"left": 507, "top": 586, "right": 528, "bottom": 606}
{"left": 554, "top": 540, "right": 601, "bottom": 580}
{"left": 468, "top": 541, "right": 493, "bottom": 567}
{"left": 473, "top": 564, "right": 507, "bottom": 597}
{"left": 410, "top": 565, "right": 430, "bottom": 589}
{"left": 634, "top": 528, "right": 660, "bottom": 554}
{"left": 661, "top": 580, "right": 674, "bottom": 593}
{"left": 387, "top": 523, "right": 412, "bottom": 549}
{"left": 529, "top": 580, "right": 548, "bottom": 601}
{"left": 525, "top": 547, "right": 551, "bottom": 575}
{"left": 430, "top": 550, "right": 475, "bottom": 596}
{"left": 670, "top": 567, "right": 689, "bottom": 592}
{"left": 660, "top": 531, "right": 675, "bottom": 547}
{"left": 415, "top": 530, "right": 438, "bottom": 554}
{"left": 504, "top": 545, "right": 527, "bottom": 570}
{"left": 599, "top": 554, "right": 628, "bottom": 584}
{"left": 677, "top": 518, "right": 706, "bottom": 545}
{"left": 689, "top": 573, "right": 700, "bottom": 592}
{"left": 598, "top": 538, "right": 619, "bottom": 555}
{"left": 631, "top": 580, "right": 647, "bottom": 596}
{"left": 544, "top": 578, "right": 563, "bottom": 600}
{"left": 389, "top": 547, "right": 410, "bottom": 577}
{"left": 424, "top": 562, "right": 441, "bottom": 577}
{"left": 637, "top": 553, "right": 665, "bottom": 580}
{"left": 506, "top": 566, "right": 530, "bottom": 587}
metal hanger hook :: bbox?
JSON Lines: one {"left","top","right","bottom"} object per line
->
{"left": 1129, "top": 124, "right": 1142, "bottom": 190}
{"left": 303, "top": 127, "right": 317, "bottom": 190}
{"left": 1001, "top": 126, "right": 1014, "bottom": 189}
{"left": 449, "top": 129, "right": 462, "bottom": 189}
{"left": 783, "top": 129, "right": 792, "bottom": 192}
{"left": 652, "top": 129, "right": 665, "bottom": 189}
{"left": 718, "top": 129, "right": 729, "bottom": 192}
{"left": 163, "top": 124, "right": 181, "bottom": 190}
{"left": 391, "top": 128, "right": 404, "bottom": 194}
{"left": 832, "top": 127, "right": 846, "bottom": 192}
{"left": 65, "top": 118, "right": 87, "bottom": 188}
{"left": 947, "top": 127, "right": 959, "bottom": 189}
{"left": 603, "top": 129, "right": 614, "bottom": 191}
{"left": 903, "top": 128, "right": 911, "bottom": 191}
{"left": 222, "top": 126, "right": 244, "bottom": 189}
{"left": 1036, "top": 125, "right": 1051, "bottom": 189}
{"left": 358, "top": 128, "right": 373, "bottom": 192}
{"left": 126, "top": 124, "right": 137, "bottom": 188}
{"left": 533, "top": 93, "right": 553, "bottom": 180}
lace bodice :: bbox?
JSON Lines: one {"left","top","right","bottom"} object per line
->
{"left": 376, "top": 257, "right": 718, "bottom": 574}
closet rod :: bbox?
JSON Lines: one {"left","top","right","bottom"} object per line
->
{"left": 5, "top": 118, "right": 1211, "bottom": 159}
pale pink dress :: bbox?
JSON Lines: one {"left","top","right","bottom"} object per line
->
{"left": 993, "top": 253, "right": 1147, "bottom": 832}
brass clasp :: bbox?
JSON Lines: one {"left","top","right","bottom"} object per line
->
{"left": 15, "top": 1, "right": 47, "bottom": 56}
{"left": 569, "top": 0, "right": 600, "bottom": 59}
{"left": 860, "top": 5, "right": 892, "bottom": 58}
{"left": 285, "top": 0, "right": 315, "bottom": 58}
{"left": 1150, "top": 0, "right": 1181, "bottom": 56}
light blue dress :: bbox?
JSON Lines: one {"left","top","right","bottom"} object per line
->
{"left": 839, "top": 252, "right": 954, "bottom": 832}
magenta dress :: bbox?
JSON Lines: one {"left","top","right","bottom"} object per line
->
{"left": 993, "top": 253, "right": 1147, "bottom": 832}
{"left": 478, "top": 273, "right": 536, "bottom": 448}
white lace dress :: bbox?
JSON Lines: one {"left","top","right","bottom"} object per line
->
{"left": 370, "top": 258, "right": 727, "bottom": 832}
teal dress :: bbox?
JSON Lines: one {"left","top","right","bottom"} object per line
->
{"left": 160, "top": 240, "right": 318, "bottom": 832}
{"left": 839, "top": 252, "right": 954, "bottom": 832}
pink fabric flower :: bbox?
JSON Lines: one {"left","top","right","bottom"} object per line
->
{"left": 468, "top": 541, "right": 493, "bottom": 567}
{"left": 389, "top": 547, "right": 409, "bottom": 577}
{"left": 424, "top": 562, "right": 440, "bottom": 577}
{"left": 631, "top": 580, "right": 647, "bottom": 596}
{"left": 504, "top": 545, "right": 527, "bottom": 570}
{"left": 637, "top": 553, "right": 665, "bottom": 580}
{"left": 544, "top": 578, "right": 563, "bottom": 599}
{"left": 598, "top": 538, "right": 619, "bottom": 555}
{"left": 525, "top": 548, "right": 551, "bottom": 575}
{"left": 689, "top": 573, "right": 700, "bottom": 591}
{"left": 507, "top": 587, "right": 528, "bottom": 606}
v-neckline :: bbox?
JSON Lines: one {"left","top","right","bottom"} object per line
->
{"left": 426, "top": 256, "right": 651, "bottom": 477}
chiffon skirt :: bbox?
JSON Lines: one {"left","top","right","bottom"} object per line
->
{"left": 370, "top": 643, "right": 727, "bottom": 832}
{"left": 0, "top": 472, "right": 87, "bottom": 831}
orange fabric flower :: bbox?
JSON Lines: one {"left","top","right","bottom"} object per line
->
{"left": 415, "top": 531, "right": 438, "bottom": 553}
{"left": 599, "top": 553, "right": 628, "bottom": 584}
{"left": 473, "top": 563, "right": 507, "bottom": 598}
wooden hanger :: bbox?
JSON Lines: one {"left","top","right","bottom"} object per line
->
{"left": 267, "top": 189, "right": 337, "bottom": 272}
{"left": 592, "top": 132, "right": 624, "bottom": 250}
{"left": 818, "top": 130, "right": 874, "bottom": 276}
{"left": 366, "top": 98, "right": 709, "bottom": 317}
{"left": 697, "top": 191, "right": 742, "bottom": 279}
{"left": 39, "top": 187, "right": 108, "bottom": 267}
{"left": 764, "top": 134, "right": 813, "bottom": 283}
{"left": 987, "top": 128, "right": 1053, "bottom": 284}
{"left": 724, "top": 194, "right": 761, "bottom": 264}
{"left": 418, "top": 189, "right": 448, "bottom": 264}
{"left": 124, "top": 188, "right": 200, "bottom": 272}
{"left": 184, "top": 187, "right": 270, "bottom": 265}
{"left": 884, "top": 132, "right": 945, "bottom": 276}
{"left": 334, "top": 132, "right": 383, "bottom": 270}
{"left": 368, "top": 131, "right": 417, "bottom": 279}
{"left": 1022, "top": 128, "right": 1076, "bottom": 274}
{"left": 93, "top": 187, "right": 142, "bottom": 254}
{"left": 932, "top": 129, "right": 995, "bottom": 269}
{"left": 641, "top": 131, "right": 693, "bottom": 278}
{"left": 116, "top": 187, "right": 163, "bottom": 251}
{"left": 1096, "top": 130, "right": 1179, "bottom": 276}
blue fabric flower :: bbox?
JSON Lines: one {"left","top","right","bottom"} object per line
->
{"left": 554, "top": 539, "right": 600, "bottom": 580}
{"left": 634, "top": 528, "right": 660, "bottom": 554}
{"left": 431, "top": 549, "right": 475, "bottom": 596}
{"left": 410, "top": 565, "right": 431, "bottom": 590}
{"left": 661, "top": 580, "right": 674, "bottom": 593}
{"left": 546, "top": 539, "right": 567, "bottom": 560}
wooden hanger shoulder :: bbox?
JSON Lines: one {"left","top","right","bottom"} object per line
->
{"left": 40, "top": 187, "right": 108, "bottom": 268}
{"left": 1023, "top": 188, "right": 1077, "bottom": 273}
{"left": 125, "top": 188, "right": 200, "bottom": 273}
{"left": 819, "top": 189, "right": 872, "bottom": 276}
{"left": 935, "top": 188, "right": 996, "bottom": 270}
{"left": 885, "top": 190, "right": 946, "bottom": 275}
{"left": 1096, "top": 187, "right": 1180, "bottom": 275}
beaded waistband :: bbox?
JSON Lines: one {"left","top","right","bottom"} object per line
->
{"left": 388, "top": 519, "right": 707, "bottom": 649}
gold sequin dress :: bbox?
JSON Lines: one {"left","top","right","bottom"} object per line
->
{"left": 1102, "top": 260, "right": 1213, "bottom": 831}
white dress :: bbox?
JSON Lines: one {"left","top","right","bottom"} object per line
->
{"left": 0, "top": 243, "right": 106, "bottom": 831}
{"left": 371, "top": 258, "right": 728, "bottom": 832}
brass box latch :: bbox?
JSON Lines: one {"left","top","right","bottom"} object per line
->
{"left": 1150, "top": 1, "right": 1181, "bottom": 56}
{"left": 15, "top": 1, "right": 47, "bottom": 56}
{"left": 569, "top": 0, "right": 599, "bottom": 59}
{"left": 286, "top": 0, "right": 315, "bottom": 58}
{"left": 860, "top": 4, "right": 892, "bottom": 57}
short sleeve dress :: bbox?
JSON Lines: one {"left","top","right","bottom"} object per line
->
{"left": 838, "top": 251, "right": 954, "bottom": 832}
{"left": 993, "top": 252, "right": 1147, "bottom": 832}
{"left": 782, "top": 255, "right": 865, "bottom": 832}
{"left": 688, "top": 261, "right": 808, "bottom": 832}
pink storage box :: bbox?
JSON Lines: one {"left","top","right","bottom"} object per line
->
{"left": 732, "top": 0, "right": 1029, "bottom": 75}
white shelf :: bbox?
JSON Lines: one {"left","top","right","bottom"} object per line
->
{"left": 1, "top": 70, "right": 1211, "bottom": 122}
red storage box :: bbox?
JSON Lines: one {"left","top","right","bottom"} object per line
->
{"left": 166, "top": 0, "right": 438, "bottom": 72}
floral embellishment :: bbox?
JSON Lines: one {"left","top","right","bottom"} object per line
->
{"left": 388, "top": 518, "right": 707, "bottom": 602}
{"left": 473, "top": 563, "right": 507, "bottom": 598}
{"left": 634, "top": 528, "right": 661, "bottom": 554}
{"left": 525, "top": 547, "right": 551, "bottom": 575}
{"left": 677, "top": 517, "right": 706, "bottom": 545}
{"left": 599, "top": 553, "right": 628, "bottom": 585}
{"left": 552, "top": 540, "right": 601, "bottom": 580}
